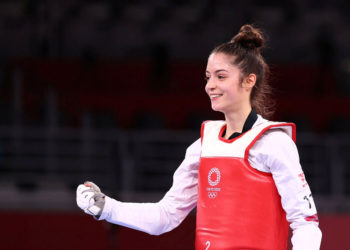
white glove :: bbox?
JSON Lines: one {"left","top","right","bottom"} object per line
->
{"left": 76, "top": 181, "right": 105, "bottom": 218}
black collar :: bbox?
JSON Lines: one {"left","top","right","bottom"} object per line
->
{"left": 224, "top": 109, "right": 258, "bottom": 140}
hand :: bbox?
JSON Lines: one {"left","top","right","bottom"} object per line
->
{"left": 76, "top": 181, "right": 105, "bottom": 218}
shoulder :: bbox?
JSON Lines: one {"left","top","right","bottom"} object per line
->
{"left": 253, "top": 115, "right": 296, "bottom": 142}
{"left": 259, "top": 128, "right": 296, "bottom": 147}
{"left": 185, "top": 138, "right": 201, "bottom": 157}
{"left": 252, "top": 128, "right": 300, "bottom": 171}
{"left": 252, "top": 128, "right": 298, "bottom": 157}
{"left": 251, "top": 117, "right": 299, "bottom": 164}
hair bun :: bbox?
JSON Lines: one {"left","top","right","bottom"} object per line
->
{"left": 232, "top": 24, "right": 265, "bottom": 50}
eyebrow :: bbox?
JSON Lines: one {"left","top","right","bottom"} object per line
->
{"left": 205, "top": 69, "right": 229, "bottom": 74}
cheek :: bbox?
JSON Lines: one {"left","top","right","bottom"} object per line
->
{"left": 228, "top": 81, "right": 243, "bottom": 94}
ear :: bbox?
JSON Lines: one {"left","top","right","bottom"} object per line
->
{"left": 242, "top": 73, "right": 256, "bottom": 90}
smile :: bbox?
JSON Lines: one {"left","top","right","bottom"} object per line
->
{"left": 210, "top": 94, "right": 223, "bottom": 100}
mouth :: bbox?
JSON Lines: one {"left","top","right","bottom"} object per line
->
{"left": 209, "top": 94, "right": 223, "bottom": 100}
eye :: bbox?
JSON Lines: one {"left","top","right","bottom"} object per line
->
{"left": 204, "top": 75, "right": 210, "bottom": 82}
{"left": 218, "top": 75, "right": 226, "bottom": 80}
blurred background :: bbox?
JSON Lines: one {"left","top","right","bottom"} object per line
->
{"left": 0, "top": 0, "right": 349, "bottom": 249}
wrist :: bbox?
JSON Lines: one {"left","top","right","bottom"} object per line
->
{"left": 97, "top": 195, "right": 112, "bottom": 221}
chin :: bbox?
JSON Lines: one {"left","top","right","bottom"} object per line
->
{"left": 211, "top": 104, "right": 224, "bottom": 113}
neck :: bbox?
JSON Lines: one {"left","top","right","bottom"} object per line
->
{"left": 224, "top": 106, "right": 252, "bottom": 139}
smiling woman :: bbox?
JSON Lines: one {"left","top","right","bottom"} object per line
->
{"left": 204, "top": 25, "right": 274, "bottom": 139}
{"left": 76, "top": 24, "right": 322, "bottom": 250}
{"left": 207, "top": 25, "right": 272, "bottom": 114}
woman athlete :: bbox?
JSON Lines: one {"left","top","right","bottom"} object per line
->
{"left": 76, "top": 24, "right": 322, "bottom": 250}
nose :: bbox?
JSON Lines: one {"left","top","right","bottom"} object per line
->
{"left": 205, "top": 77, "right": 216, "bottom": 92}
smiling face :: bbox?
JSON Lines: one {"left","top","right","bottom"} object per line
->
{"left": 205, "top": 52, "right": 254, "bottom": 116}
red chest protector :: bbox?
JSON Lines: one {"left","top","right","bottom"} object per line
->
{"left": 195, "top": 120, "right": 295, "bottom": 250}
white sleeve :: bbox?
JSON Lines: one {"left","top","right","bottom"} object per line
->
{"left": 98, "top": 138, "right": 201, "bottom": 235}
{"left": 249, "top": 130, "right": 322, "bottom": 250}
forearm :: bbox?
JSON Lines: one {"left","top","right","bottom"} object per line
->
{"left": 99, "top": 195, "right": 196, "bottom": 235}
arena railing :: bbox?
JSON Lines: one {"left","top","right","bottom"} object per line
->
{"left": 0, "top": 125, "right": 349, "bottom": 212}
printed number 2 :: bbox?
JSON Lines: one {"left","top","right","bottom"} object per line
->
{"left": 205, "top": 241, "right": 210, "bottom": 250}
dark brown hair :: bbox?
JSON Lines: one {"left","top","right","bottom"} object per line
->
{"left": 211, "top": 24, "right": 274, "bottom": 118}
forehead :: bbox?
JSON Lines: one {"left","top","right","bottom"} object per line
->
{"left": 206, "top": 53, "right": 238, "bottom": 72}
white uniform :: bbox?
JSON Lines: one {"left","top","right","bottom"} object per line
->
{"left": 98, "top": 115, "right": 322, "bottom": 250}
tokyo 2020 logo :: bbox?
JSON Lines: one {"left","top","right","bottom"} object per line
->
{"left": 208, "top": 167, "right": 221, "bottom": 186}
{"left": 207, "top": 167, "right": 221, "bottom": 199}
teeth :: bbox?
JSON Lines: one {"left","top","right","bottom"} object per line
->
{"left": 211, "top": 94, "right": 222, "bottom": 98}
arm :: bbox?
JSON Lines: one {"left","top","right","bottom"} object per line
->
{"left": 249, "top": 130, "right": 322, "bottom": 250}
{"left": 80, "top": 138, "right": 201, "bottom": 236}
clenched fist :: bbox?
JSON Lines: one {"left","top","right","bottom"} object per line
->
{"left": 76, "top": 181, "right": 105, "bottom": 218}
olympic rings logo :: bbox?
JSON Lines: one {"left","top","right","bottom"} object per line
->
{"left": 208, "top": 192, "right": 217, "bottom": 199}
{"left": 208, "top": 167, "right": 221, "bottom": 186}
